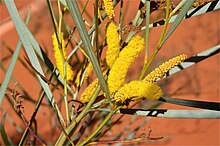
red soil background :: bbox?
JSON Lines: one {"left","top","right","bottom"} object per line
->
{"left": 0, "top": 1, "right": 219, "bottom": 145}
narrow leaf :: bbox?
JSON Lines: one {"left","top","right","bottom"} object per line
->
{"left": 145, "top": 0, "right": 220, "bottom": 29}
{"left": 161, "top": 0, "right": 195, "bottom": 45}
{"left": 66, "top": 0, "right": 111, "bottom": 101}
{"left": 119, "top": 109, "right": 220, "bottom": 119}
{"left": 4, "top": 0, "right": 53, "bottom": 104}
{"left": 67, "top": 0, "right": 120, "bottom": 59}
{"left": 164, "top": 45, "right": 220, "bottom": 77}
{"left": 0, "top": 115, "right": 13, "bottom": 145}
{"left": 60, "top": 0, "right": 67, "bottom": 8}
{"left": 159, "top": 96, "right": 220, "bottom": 111}
{"left": 4, "top": 0, "right": 63, "bottom": 120}
{"left": 0, "top": 11, "right": 30, "bottom": 105}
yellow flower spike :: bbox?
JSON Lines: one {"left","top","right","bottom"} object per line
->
{"left": 106, "top": 22, "right": 121, "bottom": 68}
{"left": 114, "top": 80, "right": 163, "bottom": 103}
{"left": 80, "top": 79, "right": 99, "bottom": 103}
{"left": 103, "top": 0, "right": 115, "bottom": 19}
{"left": 75, "top": 69, "right": 82, "bottom": 87}
{"left": 107, "top": 35, "right": 145, "bottom": 97}
{"left": 84, "top": 62, "right": 93, "bottom": 80}
{"left": 75, "top": 62, "right": 93, "bottom": 88}
{"left": 144, "top": 54, "right": 187, "bottom": 83}
{"left": 52, "top": 32, "right": 73, "bottom": 81}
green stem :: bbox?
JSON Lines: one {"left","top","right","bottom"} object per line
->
{"left": 144, "top": 1, "right": 151, "bottom": 64}
{"left": 139, "top": 0, "right": 170, "bottom": 80}
{"left": 19, "top": 91, "right": 45, "bottom": 146}
{"left": 77, "top": 106, "right": 122, "bottom": 146}
{"left": 47, "top": 0, "right": 57, "bottom": 30}
{"left": 157, "top": 0, "right": 170, "bottom": 49}
{"left": 139, "top": 49, "right": 159, "bottom": 80}
{"left": 170, "top": 0, "right": 186, "bottom": 17}
{"left": 58, "top": 0, "right": 71, "bottom": 124}
{"left": 94, "top": 0, "right": 100, "bottom": 62}
{"left": 18, "top": 12, "right": 43, "bottom": 146}
{"left": 64, "top": 62, "right": 70, "bottom": 124}
{"left": 58, "top": 0, "right": 62, "bottom": 33}
{"left": 55, "top": 84, "right": 102, "bottom": 145}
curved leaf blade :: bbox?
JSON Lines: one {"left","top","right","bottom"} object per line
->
{"left": 0, "top": 114, "right": 13, "bottom": 145}
{"left": 0, "top": 12, "right": 30, "bottom": 105}
{"left": 4, "top": 0, "right": 63, "bottom": 118}
{"left": 119, "top": 109, "right": 220, "bottom": 119}
{"left": 161, "top": 0, "right": 195, "bottom": 45}
{"left": 159, "top": 96, "right": 220, "bottom": 111}
{"left": 66, "top": 0, "right": 110, "bottom": 101}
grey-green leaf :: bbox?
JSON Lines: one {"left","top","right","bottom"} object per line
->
{"left": 4, "top": 0, "right": 62, "bottom": 116}
{"left": 0, "top": 11, "right": 30, "bottom": 105}
{"left": 66, "top": 0, "right": 111, "bottom": 101}
{"left": 118, "top": 109, "right": 220, "bottom": 119}
{"left": 1, "top": 115, "right": 13, "bottom": 145}
{"left": 161, "top": 0, "right": 195, "bottom": 45}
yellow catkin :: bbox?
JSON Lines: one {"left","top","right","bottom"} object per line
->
{"left": 103, "top": 0, "right": 115, "bottom": 19}
{"left": 75, "top": 69, "right": 82, "bottom": 87}
{"left": 107, "top": 35, "right": 144, "bottom": 97}
{"left": 106, "top": 22, "right": 121, "bottom": 68}
{"left": 144, "top": 54, "right": 187, "bottom": 83}
{"left": 84, "top": 62, "right": 93, "bottom": 80}
{"left": 75, "top": 62, "right": 93, "bottom": 87}
{"left": 52, "top": 32, "right": 73, "bottom": 81}
{"left": 80, "top": 79, "right": 99, "bottom": 103}
{"left": 114, "top": 80, "right": 163, "bottom": 103}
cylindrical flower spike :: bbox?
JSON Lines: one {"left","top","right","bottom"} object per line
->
{"left": 103, "top": 0, "right": 115, "bottom": 19}
{"left": 144, "top": 54, "right": 187, "bottom": 83}
{"left": 84, "top": 61, "right": 93, "bottom": 80}
{"left": 114, "top": 80, "right": 163, "bottom": 103}
{"left": 80, "top": 79, "right": 99, "bottom": 103}
{"left": 75, "top": 69, "right": 82, "bottom": 87}
{"left": 52, "top": 32, "right": 73, "bottom": 81}
{"left": 106, "top": 22, "right": 121, "bottom": 68}
{"left": 107, "top": 35, "right": 145, "bottom": 97}
{"left": 75, "top": 62, "right": 93, "bottom": 87}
